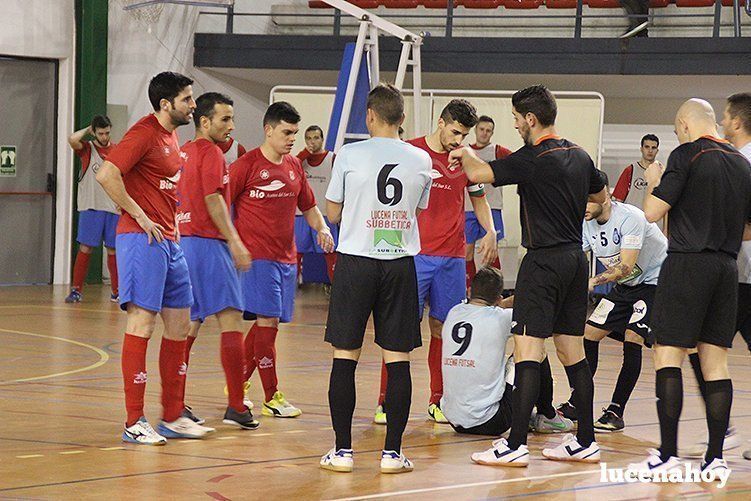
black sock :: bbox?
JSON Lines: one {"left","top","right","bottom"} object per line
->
{"left": 584, "top": 338, "right": 600, "bottom": 377}
{"left": 384, "top": 361, "right": 411, "bottom": 452}
{"left": 507, "top": 360, "right": 540, "bottom": 450}
{"left": 655, "top": 367, "right": 683, "bottom": 460}
{"left": 536, "top": 357, "right": 556, "bottom": 419}
{"left": 565, "top": 359, "right": 595, "bottom": 447}
{"left": 704, "top": 379, "right": 733, "bottom": 462}
{"left": 328, "top": 358, "right": 357, "bottom": 450}
{"left": 688, "top": 352, "right": 708, "bottom": 402}
{"left": 608, "top": 341, "right": 643, "bottom": 417}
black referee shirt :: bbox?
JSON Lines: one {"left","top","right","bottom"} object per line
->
{"left": 489, "top": 135, "right": 605, "bottom": 250}
{"left": 652, "top": 136, "right": 751, "bottom": 258}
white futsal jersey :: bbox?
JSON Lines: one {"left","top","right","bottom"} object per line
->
{"left": 440, "top": 302, "right": 513, "bottom": 428}
{"left": 221, "top": 137, "right": 243, "bottom": 164}
{"left": 737, "top": 142, "right": 751, "bottom": 284}
{"left": 582, "top": 201, "right": 667, "bottom": 286}
{"left": 77, "top": 141, "right": 118, "bottom": 214}
{"left": 326, "top": 137, "right": 432, "bottom": 259}
{"left": 296, "top": 151, "right": 334, "bottom": 217}
{"left": 464, "top": 143, "right": 505, "bottom": 211}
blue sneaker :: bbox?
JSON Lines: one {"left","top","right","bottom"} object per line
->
{"left": 122, "top": 417, "right": 167, "bottom": 446}
{"left": 157, "top": 416, "right": 215, "bottom": 439}
{"left": 65, "top": 289, "right": 82, "bottom": 303}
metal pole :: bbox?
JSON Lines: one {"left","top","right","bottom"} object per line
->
{"left": 335, "top": 20, "right": 369, "bottom": 152}
{"left": 575, "top": 0, "right": 583, "bottom": 38}
{"left": 446, "top": 0, "right": 454, "bottom": 38}
{"left": 713, "top": 0, "right": 721, "bottom": 37}
{"left": 334, "top": 8, "right": 341, "bottom": 36}
{"left": 412, "top": 44, "right": 422, "bottom": 136}
{"left": 394, "top": 41, "right": 412, "bottom": 89}
{"left": 733, "top": 0, "right": 741, "bottom": 37}
{"left": 225, "top": 4, "right": 234, "bottom": 34}
{"left": 369, "top": 24, "right": 380, "bottom": 89}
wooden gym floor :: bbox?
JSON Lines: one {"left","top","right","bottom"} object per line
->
{"left": 1, "top": 284, "right": 750, "bottom": 500}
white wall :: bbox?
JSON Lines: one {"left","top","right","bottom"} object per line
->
{"left": 1, "top": 0, "right": 76, "bottom": 285}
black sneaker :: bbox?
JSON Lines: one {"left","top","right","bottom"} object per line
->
{"left": 223, "top": 406, "right": 260, "bottom": 430}
{"left": 594, "top": 408, "right": 625, "bottom": 432}
{"left": 556, "top": 401, "right": 578, "bottom": 422}
{"left": 182, "top": 405, "right": 205, "bottom": 425}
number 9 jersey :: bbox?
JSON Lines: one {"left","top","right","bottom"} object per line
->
{"left": 440, "top": 302, "right": 514, "bottom": 429}
{"left": 326, "top": 137, "right": 433, "bottom": 259}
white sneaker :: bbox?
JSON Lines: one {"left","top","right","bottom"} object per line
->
{"left": 683, "top": 425, "right": 741, "bottom": 458}
{"left": 122, "top": 417, "right": 167, "bottom": 446}
{"left": 701, "top": 457, "right": 731, "bottom": 480}
{"left": 542, "top": 433, "right": 600, "bottom": 463}
{"left": 381, "top": 450, "right": 413, "bottom": 474}
{"left": 262, "top": 391, "right": 302, "bottom": 418}
{"left": 157, "top": 416, "right": 215, "bottom": 439}
{"left": 320, "top": 448, "right": 354, "bottom": 473}
{"left": 532, "top": 412, "right": 575, "bottom": 434}
{"left": 471, "top": 438, "right": 529, "bottom": 467}
{"left": 628, "top": 448, "right": 682, "bottom": 476}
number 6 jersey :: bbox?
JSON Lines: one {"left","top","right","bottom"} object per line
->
{"left": 326, "top": 137, "right": 433, "bottom": 259}
{"left": 582, "top": 201, "right": 667, "bottom": 286}
{"left": 440, "top": 302, "right": 513, "bottom": 428}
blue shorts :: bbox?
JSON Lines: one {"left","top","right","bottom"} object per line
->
{"left": 77, "top": 210, "right": 120, "bottom": 248}
{"left": 181, "top": 236, "right": 243, "bottom": 322}
{"left": 116, "top": 233, "right": 193, "bottom": 312}
{"left": 294, "top": 215, "right": 339, "bottom": 254}
{"left": 464, "top": 209, "right": 505, "bottom": 244}
{"left": 415, "top": 255, "right": 466, "bottom": 323}
{"left": 241, "top": 259, "right": 297, "bottom": 323}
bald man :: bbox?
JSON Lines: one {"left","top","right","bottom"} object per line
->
{"left": 628, "top": 99, "right": 751, "bottom": 476}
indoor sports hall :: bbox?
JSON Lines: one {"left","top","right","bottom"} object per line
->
{"left": 1, "top": 0, "right": 751, "bottom": 498}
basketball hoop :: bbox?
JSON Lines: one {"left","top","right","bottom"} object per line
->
{"left": 120, "top": 0, "right": 234, "bottom": 25}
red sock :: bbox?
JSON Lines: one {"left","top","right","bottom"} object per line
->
{"left": 221, "top": 331, "right": 246, "bottom": 412}
{"left": 160, "top": 337, "right": 187, "bottom": 423}
{"left": 378, "top": 359, "right": 388, "bottom": 406}
{"left": 254, "top": 326, "right": 279, "bottom": 402}
{"left": 72, "top": 250, "right": 91, "bottom": 291}
{"left": 122, "top": 333, "right": 149, "bottom": 427}
{"left": 324, "top": 253, "right": 337, "bottom": 283}
{"left": 466, "top": 259, "right": 476, "bottom": 290}
{"left": 492, "top": 255, "right": 501, "bottom": 270}
{"left": 428, "top": 336, "right": 443, "bottom": 405}
{"left": 244, "top": 325, "right": 258, "bottom": 380}
{"left": 184, "top": 335, "right": 197, "bottom": 367}
{"left": 107, "top": 253, "right": 119, "bottom": 295}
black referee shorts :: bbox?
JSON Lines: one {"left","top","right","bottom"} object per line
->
{"left": 736, "top": 283, "right": 751, "bottom": 350}
{"left": 652, "top": 252, "right": 738, "bottom": 349}
{"left": 324, "top": 253, "right": 422, "bottom": 353}
{"left": 587, "top": 283, "right": 657, "bottom": 347}
{"left": 511, "top": 244, "right": 589, "bottom": 338}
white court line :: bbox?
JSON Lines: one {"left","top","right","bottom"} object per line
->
{"left": 328, "top": 469, "right": 601, "bottom": 500}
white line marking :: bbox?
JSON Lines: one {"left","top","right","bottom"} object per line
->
{"left": 59, "top": 450, "right": 85, "bottom": 455}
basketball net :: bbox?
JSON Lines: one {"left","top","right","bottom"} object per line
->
{"left": 119, "top": 0, "right": 165, "bottom": 25}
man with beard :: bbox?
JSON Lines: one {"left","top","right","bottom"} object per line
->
{"left": 97, "top": 72, "right": 214, "bottom": 444}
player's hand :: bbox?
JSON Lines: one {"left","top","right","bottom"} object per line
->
{"left": 448, "top": 147, "right": 468, "bottom": 168}
{"left": 317, "top": 227, "right": 335, "bottom": 253}
{"left": 645, "top": 160, "right": 665, "bottom": 186}
{"left": 499, "top": 295, "right": 514, "bottom": 308}
{"left": 588, "top": 277, "right": 597, "bottom": 292}
{"left": 135, "top": 213, "right": 165, "bottom": 244}
{"left": 476, "top": 230, "right": 498, "bottom": 267}
{"left": 229, "top": 238, "right": 252, "bottom": 272}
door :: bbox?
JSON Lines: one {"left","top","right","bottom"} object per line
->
{"left": 0, "top": 57, "right": 57, "bottom": 284}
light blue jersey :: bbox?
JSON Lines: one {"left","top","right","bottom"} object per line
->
{"left": 582, "top": 201, "right": 667, "bottom": 286}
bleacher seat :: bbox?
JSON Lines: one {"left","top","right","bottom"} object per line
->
{"left": 350, "top": 0, "right": 380, "bottom": 7}
{"left": 587, "top": 0, "right": 621, "bottom": 7}
{"left": 421, "top": 0, "right": 458, "bottom": 7}
{"left": 545, "top": 0, "right": 581, "bottom": 8}
{"left": 382, "top": 0, "right": 419, "bottom": 6}
{"left": 459, "top": 0, "right": 503, "bottom": 7}
{"left": 721, "top": 0, "right": 746, "bottom": 5}
{"left": 308, "top": 1, "right": 330, "bottom": 7}
{"left": 675, "top": 0, "right": 714, "bottom": 5}
{"left": 503, "top": 0, "right": 544, "bottom": 8}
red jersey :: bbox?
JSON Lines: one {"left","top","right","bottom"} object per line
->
{"left": 230, "top": 148, "right": 316, "bottom": 264}
{"left": 177, "top": 138, "right": 230, "bottom": 240}
{"left": 75, "top": 141, "right": 115, "bottom": 174}
{"left": 107, "top": 114, "right": 184, "bottom": 241}
{"left": 409, "top": 136, "right": 484, "bottom": 258}
{"left": 218, "top": 137, "right": 247, "bottom": 159}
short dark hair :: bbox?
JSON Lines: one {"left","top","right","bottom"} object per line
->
{"left": 367, "top": 83, "right": 404, "bottom": 126}
{"left": 641, "top": 134, "right": 659, "bottom": 147}
{"left": 477, "top": 115, "right": 495, "bottom": 127}
{"left": 305, "top": 125, "right": 324, "bottom": 137}
{"left": 470, "top": 267, "right": 504, "bottom": 304}
{"left": 727, "top": 93, "right": 751, "bottom": 135}
{"left": 91, "top": 115, "right": 112, "bottom": 130}
{"left": 511, "top": 85, "right": 557, "bottom": 127}
{"left": 598, "top": 170, "right": 609, "bottom": 188}
{"left": 193, "top": 92, "right": 233, "bottom": 127}
{"left": 440, "top": 99, "right": 478, "bottom": 128}
{"left": 263, "top": 101, "right": 301, "bottom": 127}
{"left": 148, "top": 72, "right": 194, "bottom": 111}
